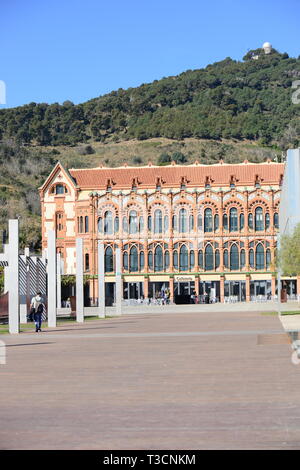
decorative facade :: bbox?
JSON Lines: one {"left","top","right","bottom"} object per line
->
{"left": 40, "top": 159, "right": 294, "bottom": 304}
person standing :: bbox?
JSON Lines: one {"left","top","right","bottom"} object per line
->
{"left": 30, "top": 292, "right": 45, "bottom": 333}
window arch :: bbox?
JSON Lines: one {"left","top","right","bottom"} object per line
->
{"left": 204, "top": 208, "right": 213, "bottom": 232}
{"left": 214, "top": 214, "right": 219, "bottom": 231}
{"left": 179, "top": 245, "right": 188, "bottom": 271}
{"left": 255, "top": 207, "right": 264, "bottom": 231}
{"left": 223, "top": 213, "right": 228, "bottom": 231}
{"left": 129, "top": 210, "right": 138, "bottom": 234}
{"left": 229, "top": 207, "right": 238, "bottom": 232}
{"left": 179, "top": 208, "right": 188, "bottom": 233}
{"left": 197, "top": 213, "right": 203, "bottom": 231}
{"left": 79, "top": 216, "right": 83, "bottom": 233}
{"left": 256, "top": 244, "right": 264, "bottom": 270}
{"left": 129, "top": 246, "right": 138, "bottom": 272}
{"left": 105, "top": 246, "right": 114, "bottom": 272}
{"left": 248, "top": 213, "right": 253, "bottom": 230}
{"left": 154, "top": 209, "right": 163, "bottom": 234}
{"left": 274, "top": 212, "right": 279, "bottom": 229}
{"left": 104, "top": 211, "right": 113, "bottom": 234}
{"left": 265, "top": 213, "right": 270, "bottom": 230}
{"left": 205, "top": 245, "right": 214, "bottom": 271}
{"left": 154, "top": 245, "right": 163, "bottom": 271}
{"left": 230, "top": 244, "right": 239, "bottom": 270}
{"left": 173, "top": 250, "right": 178, "bottom": 270}
{"left": 198, "top": 250, "right": 203, "bottom": 269}
{"left": 240, "top": 213, "right": 244, "bottom": 230}
{"left": 97, "top": 217, "right": 103, "bottom": 233}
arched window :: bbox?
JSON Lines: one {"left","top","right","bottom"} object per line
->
{"left": 224, "top": 249, "right": 228, "bottom": 268}
{"left": 265, "top": 213, "right": 270, "bottom": 230}
{"left": 139, "top": 216, "right": 144, "bottom": 232}
{"left": 154, "top": 245, "right": 163, "bottom": 272}
{"left": 204, "top": 208, "right": 213, "bottom": 232}
{"left": 274, "top": 212, "right": 279, "bottom": 229}
{"left": 114, "top": 216, "right": 119, "bottom": 233}
{"left": 189, "top": 214, "right": 194, "bottom": 232}
{"left": 266, "top": 249, "right": 271, "bottom": 269}
{"left": 148, "top": 215, "right": 152, "bottom": 232}
{"left": 230, "top": 244, "right": 239, "bottom": 270}
{"left": 139, "top": 251, "right": 144, "bottom": 270}
{"left": 215, "top": 250, "right": 220, "bottom": 269}
{"left": 97, "top": 217, "right": 103, "bottom": 233}
{"left": 229, "top": 207, "right": 238, "bottom": 232}
{"left": 104, "top": 211, "right": 113, "bottom": 234}
{"left": 129, "top": 210, "right": 138, "bottom": 234}
{"left": 122, "top": 216, "right": 128, "bottom": 233}
{"left": 198, "top": 250, "right": 203, "bottom": 269}
{"left": 223, "top": 213, "right": 228, "bottom": 231}
{"left": 240, "top": 249, "right": 245, "bottom": 268}
{"left": 85, "top": 253, "right": 90, "bottom": 271}
{"left": 84, "top": 216, "right": 89, "bottom": 233}
{"left": 79, "top": 216, "right": 83, "bottom": 233}
{"left": 197, "top": 213, "right": 203, "bottom": 231}
{"left": 154, "top": 209, "right": 163, "bottom": 234}
{"left": 129, "top": 246, "right": 138, "bottom": 272}
{"left": 240, "top": 213, "right": 244, "bottom": 231}
{"left": 164, "top": 215, "right": 169, "bottom": 231}
{"left": 172, "top": 215, "right": 177, "bottom": 231}
{"left": 190, "top": 250, "right": 195, "bottom": 269}
{"left": 214, "top": 214, "right": 219, "bottom": 231}
{"left": 123, "top": 251, "right": 128, "bottom": 270}
{"left": 173, "top": 250, "right": 178, "bottom": 270}
{"left": 148, "top": 250, "right": 153, "bottom": 270}
{"left": 256, "top": 244, "right": 264, "bottom": 270}
{"left": 205, "top": 245, "right": 214, "bottom": 271}
{"left": 179, "top": 208, "right": 188, "bottom": 233}
{"left": 105, "top": 246, "right": 113, "bottom": 272}
{"left": 255, "top": 207, "right": 264, "bottom": 231}
{"left": 165, "top": 251, "right": 170, "bottom": 269}
{"left": 248, "top": 213, "right": 253, "bottom": 230}
{"left": 179, "top": 245, "right": 188, "bottom": 271}
{"left": 249, "top": 249, "right": 254, "bottom": 268}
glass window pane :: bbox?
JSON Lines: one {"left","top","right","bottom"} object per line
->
{"left": 165, "top": 251, "right": 170, "bottom": 269}
{"left": 197, "top": 213, "right": 203, "bottom": 231}
{"left": 240, "top": 249, "right": 245, "bottom": 268}
{"left": 230, "top": 244, "right": 239, "bottom": 270}
{"left": 104, "top": 211, "right": 113, "bottom": 234}
{"left": 190, "top": 250, "right": 195, "bottom": 269}
{"left": 123, "top": 217, "right": 128, "bottom": 233}
{"left": 223, "top": 214, "right": 228, "bottom": 230}
{"left": 179, "top": 245, "right": 188, "bottom": 271}
{"left": 179, "top": 208, "right": 188, "bottom": 233}
{"left": 205, "top": 245, "right": 213, "bottom": 271}
{"left": 105, "top": 247, "right": 113, "bottom": 272}
{"left": 129, "top": 210, "right": 138, "bottom": 234}
{"left": 240, "top": 213, "right": 244, "bottom": 230}
{"left": 224, "top": 249, "right": 228, "bottom": 268}
{"left": 114, "top": 216, "right": 119, "bottom": 233}
{"left": 256, "top": 244, "right": 264, "bottom": 269}
{"left": 154, "top": 245, "right": 163, "bottom": 271}
{"left": 173, "top": 250, "right": 178, "bottom": 270}
{"left": 215, "top": 250, "right": 220, "bottom": 268}
{"left": 198, "top": 250, "right": 203, "bottom": 269}
{"left": 148, "top": 250, "right": 153, "bottom": 270}
{"left": 204, "top": 208, "right": 213, "bottom": 232}
{"left": 164, "top": 215, "right": 169, "bottom": 231}
{"left": 123, "top": 252, "right": 128, "bottom": 270}
{"left": 140, "top": 251, "right": 144, "bottom": 270}
{"left": 274, "top": 212, "right": 279, "bottom": 229}
{"left": 97, "top": 217, "right": 103, "bottom": 233}
{"left": 129, "top": 246, "right": 138, "bottom": 272}
{"left": 229, "top": 208, "right": 238, "bottom": 232}
{"left": 139, "top": 216, "right": 144, "bottom": 232}
{"left": 255, "top": 207, "right": 264, "bottom": 231}
{"left": 214, "top": 214, "right": 219, "bottom": 231}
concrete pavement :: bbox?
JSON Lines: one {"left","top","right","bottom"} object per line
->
{"left": 1, "top": 309, "right": 300, "bottom": 449}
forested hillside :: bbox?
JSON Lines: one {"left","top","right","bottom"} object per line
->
{"left": 0, "top": 46, "right": 299, "bottom": 251}
{"left": 0, "top": 48, "right": 299, "bottom": 148}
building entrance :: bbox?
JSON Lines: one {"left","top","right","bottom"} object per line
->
{"left": 174, "top": 281, "right": 195, "bottom": 304}
{"left": 148, "top": 282, "right": 170, "bottom": 302}
{"left": 250, "top": 280, "right": 271, "bottom": 300}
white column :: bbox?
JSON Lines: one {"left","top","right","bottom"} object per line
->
{"left": 47, "top": 230, "right": 57, "bottom": 328}
{"left": 76, "top": 238, "right": 84, "bottom": 322}
{"left": 98, "top": 241, "right": 105, "bottom": 318}
{"left": 115, "top": 246, "right": 122, "bottom": 316}
{"left": 8, "top": 220, "right": 19, "bottom": 334}
{"left": 56, "top": 253, "right": 61, "bottom": 309}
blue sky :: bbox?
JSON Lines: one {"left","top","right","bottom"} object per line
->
{"left": 0, "top": 0, "right": 299, "bottom": 108}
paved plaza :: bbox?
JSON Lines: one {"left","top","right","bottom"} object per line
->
{"left": 1, "top": 309, "right": 300, "bottom": 449}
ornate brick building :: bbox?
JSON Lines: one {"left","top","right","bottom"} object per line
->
{"left": 40, "top": 159, "right": 290, "bottom": 304}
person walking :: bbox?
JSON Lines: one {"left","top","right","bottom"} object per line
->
{"left": 30, "top": 292, "right": 45, "bottom": 333}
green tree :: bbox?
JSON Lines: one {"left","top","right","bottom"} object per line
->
{"left": 278, "top": 223, "right": 300, "bottom": 276}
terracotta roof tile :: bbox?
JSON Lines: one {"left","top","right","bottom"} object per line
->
{"left": 69, "top": 162, "right": 284, "bottom": 190}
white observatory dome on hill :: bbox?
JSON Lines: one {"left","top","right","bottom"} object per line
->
{"left": 262, "top": 42, "right": 272, "bottom": 54}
